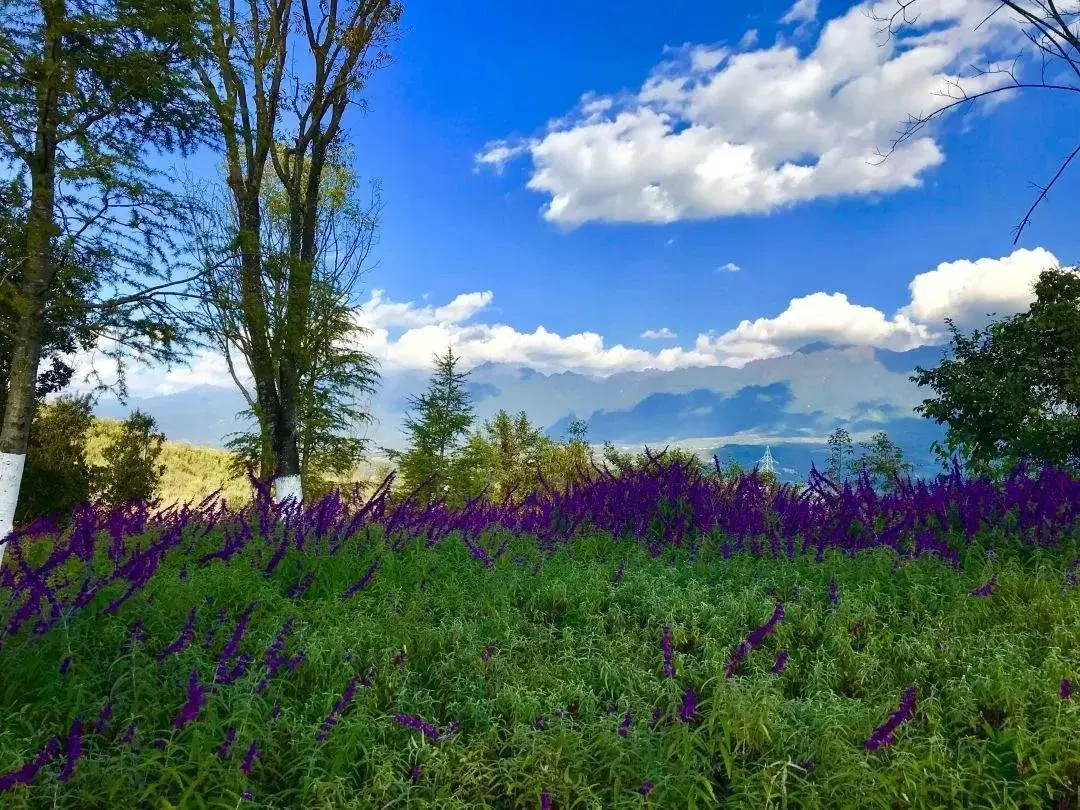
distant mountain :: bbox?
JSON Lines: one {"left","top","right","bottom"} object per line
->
{"left": 91, "top": 341, "right": 952, "bottom": 481}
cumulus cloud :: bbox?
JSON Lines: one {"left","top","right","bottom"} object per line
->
{"left": 476, "top": 0, "right": 1023, "bottom": 226}
{"left": 718, "top": 261, "right": 741, "bottom": 273}
{"left": 780, "top": 0, "right": 819, "bottom": 26}
{"left": 63, "top": 247, "right": 1066, "bottom": 396}
{"left": 641, "top": 327, "right": 677, "bottom": 339}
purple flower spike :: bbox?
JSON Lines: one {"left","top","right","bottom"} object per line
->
{"left": 393, "top": 650, "right": 407, "bottom": 667}
{"left": 59, "top": 656, "right": 72, "bottom": 675}
{"left": 217, "top": 727, "right": 237, "bottom": 758}
{"left": 57, "top": 718, "right": 83, "bottom": 783}
{"left": 172, "top": 670, "right": 208, "bottom": 730}
{"left": 393, "top": 713, "right": 442, "bottom": 741}
{"left": 649, "top": 707, "right": 662, "bottom": 730}
{"left": 240, "top": 740, "right": 260, "bottom": 775}
{"left": 119, "top": 724, "right": 136, "bottom": 745}
{"left": 970, "top": 576, "right": 997, "bottom": 598}
{"left": 534, "top": 716, "right": 545, "bottom": 730}
{"left": 1062, "top": 678, "right": 1073, "bottom": 700}
{"left": 679, "top": 688, "right": 698, "bottom": 724}
{"left": 828, "top": 577, "right": 838, "bottom": 606}
{"left": 865, "top": 685, "right": 917, "bottom": 750}
{"left": 0, "top": 736, "right": 61, "bottom": 792}
{"left": 661, "top": 625, "right": 676, "bottom": 678}
{"left": 772, "top": 649, "right": 789, "bottom": 675}
{"left": 639, "top": 781, "right": 654, "bottom": 796}
{"left": 541, "top": 788, "right": 552, "bottom": 810}
{"left": 242, "top": 791, "right": 254, "bottom": 801}
{"left": 93, "top": 701, "right": 113, "bottom": 735}
{"left": 410, "top": 764, "right": 423, "bottom": 782}
{"left": 618, "top": 709, "right": 632, "bottom": 737}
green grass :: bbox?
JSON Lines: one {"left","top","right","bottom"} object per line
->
{"left": 2, "top": 527, "right": 1080, "bottom": 808}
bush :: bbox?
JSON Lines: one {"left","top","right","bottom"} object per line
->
{"left": 15, "top": 394, "right": 95, "bottom": 527}
{"left": 94, "top": 409, "right": 166, "bottom": 510}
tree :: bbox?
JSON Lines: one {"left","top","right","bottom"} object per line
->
{"left": 95, "top": 410, "right": 166, "bottom": 510}
{"left": 850, "top": 431, "right": 914, "bottom": 491}
{"left": 0, "top": 0, "right": 212, "bottom": 560}
{"left": 190, "top": 0, "right": 401, "bottom": 504}
{"left": 15, "top": 395, "right": 95, "bottom": 528}
{"left": 825, "top": 426, "right": 854, "bottom": 484}
{"left": 872, "top": 1, "right": 1080, "bottom": 243}
{"left": 471, "top": 409, "right": 551, "bottom": 503}
{"left": 186, "top": 146, "right": 382, "bottom": 501}
{"left": 912, "top": 267, "right": 1080, "bottom": 476}
{"left": 385, "top": 348, "right": 475, "bottom": 505}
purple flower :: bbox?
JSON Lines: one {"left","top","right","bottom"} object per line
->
{"left": 119, "top": 724, "right": 136, "bottom": 745}
{"left": 541, "top": 788, "right": 551, "bottom": 810}
{"left": 970, "top": 576, "right": 997, "bottom": 597}
{"left": 216, "top": 727, "right": 237, "bottom": 759}
{"left": 241, "top": 791, "right": 254, "bottom": 801}
{"left": 639, "top": 781, "right": 654, "bottom": 796}
{"left": 482, "top": 642, "right": 497, "bottom": 663}
{"left": 864, "top": 685, "right": 917, "bottom": 750}
{"left": 661, "top": 625, "right": 676, "bottom": 678}
{"left": 0, "top": 736, "right": 61, "bottom": 793}
{"left": 772, "top": 650, "right": 789, "bottom": 675}
{"left": 393, "top": 713, "right": 441, "bottom": 741}
{"left": 1062, "top": 678, "right": 1072, "bottom": 700}
{"left": 618, "top": 709, "right": 632, "bottom": 737}
{"left": 172, "top": 670, "right": 208, "bottom": 730}
{"left": 342, "top": 560, "right": 380, "bottom": 600}
{"left": 649, "top": 707, "right": 662, "bottom": 730}
{"left": 240, "top": 740, "right": 260, "bottom": 775}
{"left": 393, "top": 650, "right": 407, "bottom": 668}
{"left": 613, "top": 560, "right": 625, "bottom": 585}
{"left": 59, "top": 656, "right": 72, "bottom": 675}
{"left": 679, "top": 688, "right": 698, "bottom": 724}
{"left": 57, "top": 718, "right": 83, "bottom": 783}
{"left": 828, "top": 577, "right": 838, "bottom": 606}
{"left": 410, "top": 764, "right": 423, "bottom": 782}
{"left": 271, "top": 703, "right": 282, "bottom": 719}
{"left": 92, "top": 701, "right": 113, "bottom": 735}
{"left": 316, "top": 673, "right": 362, "bottom": 741}
{"left": 158, "top": 607, "right": 198, "bottom": 660}
{"left": 534, "top": 715, "right": 545, "bottom": 730}
{"left": 726, "top": 602, "right": 784, "bottom": 678}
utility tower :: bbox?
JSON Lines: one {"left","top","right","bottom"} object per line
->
{"left": 757, "top": 445, "right": 778, "bottom": 476}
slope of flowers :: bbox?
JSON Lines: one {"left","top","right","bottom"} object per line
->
{"left": 0, "top": 457, "right": 1079, "bottom": 807}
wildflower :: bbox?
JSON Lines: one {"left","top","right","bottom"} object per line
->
{"left": 534, "top": 716, "right": 545, "bottom": 730}
{"left": 639, "top": 781, "right": 654, "bottom": 796}
{"left": 59, "top": 656, "right": 72, "bottom": 675}
{"left": 1062, "top": 678, "right": 1073, "bottom": 700}
{"left": 119, "top": 724, "right": 136, "bottom": 745}
{"left": 393, "top": 650, "right": 407, "bottom": 667}
{"left": 242, "top": 791, "right": 254, "bottom": 801}
{"left": 864, "top": 685, "right": 917, "bottom": 751}
{"left": 93, "top": 701, "right": 113, "bottom": 735}
{"left": 649, "top": 707, "right": 662, "bottom": 730}
{"left": 662, "top": 625, "right": 676, "bottom": 678}
{"left": 541, "top": 789, "right": 551, "bottom": 810}
{"left": 0, "top": 736, "right": 61, "bottom": 793}
{"left": 271, "top": 704, "right": 282, "bottom": 719}
{"left": 828, "top": 577, "right": 838, "bottom": 606}
{"left": 217, "top": 728, "right": 237, "bottom": 758}
{"left": 410, "top": 764, "right": 422, "bottom": 782}
{"left": 618, "top": 709, "right": 632, "bottom": 737}
{"left": 342, "top": 560, "right": 380, "bottom": 600}
{"left": 679, "top": 688, "right": 698, "bottom": 724}
{"left": 772, "top": 650, "right": 789, "bottom": 675}
{"left": 393, "top": 713, "right": 441, "bottom": 741}
{"left": 240, "top": 740, "right": 260, "bottom": 775}
{"left": 482, "top": 642, "right": 497, "bottom": 663}
{"left": 57, "top": 718, "right": 83, "bottom": 783}
{"left": 613, "top": 560, "right": 625, "bottom": 585}
{"left": 316, "top": 673, "right": 361, "bottom": 741}
{"left": 173, "top": 670, "right": 208, "bottom": 730}
{"left": 970, "top": 576, "right": 997, "bottom": 597}
{"left": 157, "top": 607, "right": 198, "bottom": 660}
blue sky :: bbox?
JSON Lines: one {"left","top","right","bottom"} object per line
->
{"left": 87, "top": 0, "right": 1080, "bottom": 395}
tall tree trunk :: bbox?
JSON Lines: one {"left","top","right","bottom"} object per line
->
{"left": 0, "top": 0, "right": 63, "bottom": 563}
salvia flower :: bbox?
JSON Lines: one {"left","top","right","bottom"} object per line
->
{"left": 772, "top": 650, "right": 789, "bottom": 675}
{"left": 393, "top": 713, "right": 442, "bottom": 741}
{"left": 482, "top": 642, "right": 497, "bottom": 663}
{"left": 1062, "top": 678, "right": 1072, "bottom": 700}
{"left": 828, "top": 577, "right": 838, "bottom": 606}
{"left": 316, "top": 673, "right": 361, "bottom": 741}
{"left": 240, "top": 740, "right": 260, "bottom": 775}
{"left": 864, "top": 685, "right": 917, "bottom": 751}
{"left": 613, "top": 560, "right": 625, "bottom": 585}
{"left": 173, "top": 670, "right": 208, "bottom": 730}
{"left": 217, "top": 727, "right": 237, "bottom": 758}
{"left": 639, "top": 781, "right": 654, "bottom": 797}
{"left": 679, "top": 688, "right": 698, "bottom": 724}
{"left": 93, "top": 701, "right": 113, "bottom": 735}
{"left": 661, "top": 625, "right": 676, "bottom": 678}
{"left": 157, "top": 607, "right": 198, "bottom": 660}
{"left": 0, "top": 736, "right": 60, "bottom": 793}
{"left": 970, "top": 576, "right": 997, "bottom": 598}
{"left": 410, "top": 764, "right": 422, "bottom": 782}
{"left": 119, "top": 724, "right": 136, "bottom": 745}
{"left": 618, "top": 709, "right": 632, "bottom": 737}
{"left": 341, "top": 560, "right": 380, "bottom": 600}
{"left": 59, "top": 656, "right": 72, "bottom": 675}
{"left": 57, "top": 718, "right": 83, "bottom": 783}
{"left": 534, "top": 715, "right": 545, "bottom": 730}
{"left": 271, "top": 703, "right": 282, "bottom": 719}
{"left": 393, "top": 650, "right": 407, "bottom": 667}
{"left": 541, "top": 789, "right": 551, "bottom": 810}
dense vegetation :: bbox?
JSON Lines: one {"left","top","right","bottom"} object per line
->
{"left": 2, "top": 456, "right": 1080, "bottom": 808}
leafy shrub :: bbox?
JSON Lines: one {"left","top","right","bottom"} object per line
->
{"left": 15, "top": 394, "right": 95, "bottom": 528}
{"left": 94, "top": 409, "right": 166, "bottom": 510}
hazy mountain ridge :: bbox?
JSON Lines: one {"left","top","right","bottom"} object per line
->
{"left": 92, "top": 341, "right": 951, "bottom": 481}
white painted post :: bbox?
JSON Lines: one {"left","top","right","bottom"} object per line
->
{"left": 274, "top": 474, "right": 302, "bottom": 505}
{"left": 0, "top": 451, "right": 27, "bottom": 568}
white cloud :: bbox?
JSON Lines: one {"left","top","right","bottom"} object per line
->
{"left": 739, "top": 28, "right": 759, "bottom": 49}
{"left": 780, "top": 0, "right": 818, "bottom": 25}
{"left": 641, "top": 327, "right": 677, "bottom": 339}
{"left": 63, "top": 248, "right": 1066, "bottom": 396}
{"left": 718, "top": 261, "right": 741, "bottom": 273}
{"left": 476, "top": 0, "right": 1023, "bottom": 225}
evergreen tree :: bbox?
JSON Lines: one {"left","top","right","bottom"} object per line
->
{"left": 386, "top": 348, "right": 474, "bottom": 505}
{"left": 825, "top": 426, "right": 853, "bottom": 484}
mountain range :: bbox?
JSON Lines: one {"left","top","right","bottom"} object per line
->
{"left": 91, "top": 342, "right": 954, "bottom": 483}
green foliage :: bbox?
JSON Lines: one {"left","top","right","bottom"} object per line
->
{"left": 850, "top": 431, "right": 913, "bottom": 492}
{"left": 3, "top": 522, "right": 1080, "bottom": 807}
{"left": 825, "top": 426, "right": 853, "bottom": 484}
{"left": 93, "top": 410, "right": 166, "bottom": 510}
{"left": 912, "top": 267, "right": 1080, "bottom": 477}
{"left": 15, "top": 395, "right": 95, "bottom": 527}
{"left": 386, "top": 348, "right": 475, "bottom": 505}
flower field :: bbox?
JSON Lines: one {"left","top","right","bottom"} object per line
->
{"left": 2, "top": 456, "right": 1080, "bottom": 808}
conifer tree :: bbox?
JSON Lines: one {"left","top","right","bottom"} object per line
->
{"left": 825, "top": 426, "right": 853, "bottom": 484}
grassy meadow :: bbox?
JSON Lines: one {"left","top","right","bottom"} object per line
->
{"left": 1, "top": 459, "right": 1080, "bottom": 808}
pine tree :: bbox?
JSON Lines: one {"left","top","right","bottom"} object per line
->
{"left": 387, "top": 348, "right": 475, "bottom": 504}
